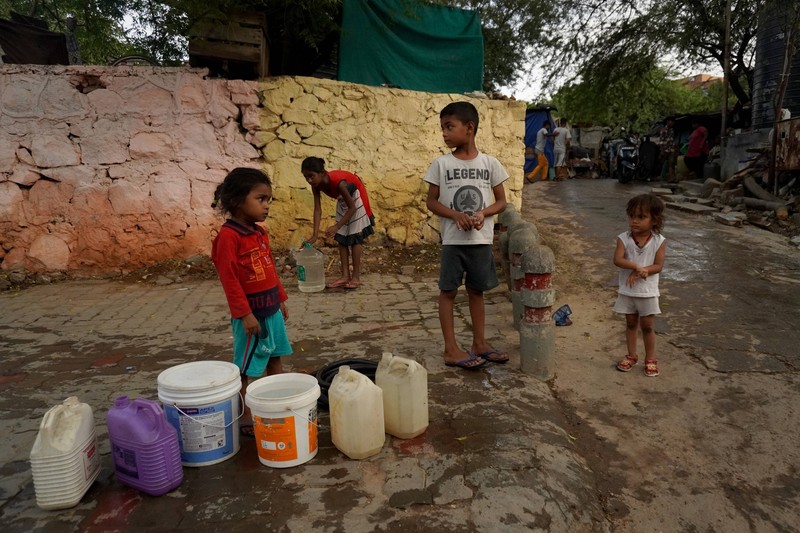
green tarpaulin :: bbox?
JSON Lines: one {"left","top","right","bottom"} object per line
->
{"left": 338, "top": 0, "right": 483, "bottom": 93}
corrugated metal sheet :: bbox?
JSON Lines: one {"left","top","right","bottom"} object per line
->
{"left": 776, "top": 117, "right": 800, "bottom": 170}
{"left": 752, "top": 3, "right": 800, "bottom": 129}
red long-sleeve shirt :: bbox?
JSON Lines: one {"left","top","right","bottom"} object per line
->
{"left": 211, "top": 220, "right": 287, "bottom": 319}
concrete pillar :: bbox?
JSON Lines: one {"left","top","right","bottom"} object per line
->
{"left": 497, "top": 207, "right": 523, "bottom": 292}
{"left": 519, "top": 244, "right": 556, "bottom": 380}
{"left": 508, "top": 222, "right": 539, "bottom": 327}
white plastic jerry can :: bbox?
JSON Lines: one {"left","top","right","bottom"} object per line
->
{"left": 375, "top": 352, "right": 429, "bottom": 439}
{"left": 328, "top": 365, "right": 385, "bottom": 459}
{"left": 29, "top": 397, "right": 101, "bottom": 510}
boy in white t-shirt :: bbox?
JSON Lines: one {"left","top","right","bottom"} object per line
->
{"left": 424, "top": 101, "right": 509, "bottom": 370}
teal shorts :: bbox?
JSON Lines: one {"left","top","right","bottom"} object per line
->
{"left": 231, "top": 312, "right": 292, "bottom": 377}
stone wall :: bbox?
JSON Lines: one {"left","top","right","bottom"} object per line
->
{"left": 0, "top": 65, "right": 525, "bottom": 275}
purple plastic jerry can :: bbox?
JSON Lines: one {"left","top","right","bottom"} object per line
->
{"left": 106, "top": 396, "right": 183, "bottom": 496}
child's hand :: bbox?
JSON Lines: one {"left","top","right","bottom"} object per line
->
{"left": 324, "top": 225, "right": 338, "bottom": 239}
{"left": 472, "top": 212, "right": 485, "bottom": 230}
{"left": 454, "top": 212, "right": 474, "bottom": 231}
{"left": 242, "top": 313, "right": 261, "bottom": 337}
{"left": 280, "top": 302, "right": 288, "bottom": 321}
{"left": 626, "top": 271, "right": 639, "bottom": 287}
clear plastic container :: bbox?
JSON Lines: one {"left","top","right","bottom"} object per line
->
{"left": 294, "top": 244, "right": 325, "bottom": 293}
{"left": 328, "top": 365, "right": 385, "bottom": 459}
{"left": 376, "top": 352, "right": 429, "bottom": 439}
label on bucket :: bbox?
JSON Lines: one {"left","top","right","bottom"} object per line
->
{"left": 254, "top": 416, "right": 298, "bottom": 462}
{"left": 163, "top": 397, "right": 236, "bottom": 465}
{"left": 176, "top": 408, "right": 227, "bottom": 452}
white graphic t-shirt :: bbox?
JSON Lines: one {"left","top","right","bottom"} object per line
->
{"left": 423, "top": 152, "right": 509, "bottom": 245}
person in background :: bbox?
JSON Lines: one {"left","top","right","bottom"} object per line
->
{"left": 657, "top": 117, "right": 677, "bottom": 182}
{"left": 301, "top": 157, "right": 375, "bottom": 290}
{"left": 553, "top": 118, "right": 572, "bottom": 180}
{"left": 211, "top": 167, "right": 292, "bottom": 437}
{"left": 424, "top": 101, "right": 509, "bottom": 371}
{"left": 526, "top": 119, "right": 554, "bottom": 182}
{"left": 683, "top": 120, "right": 709, "bottom": 179}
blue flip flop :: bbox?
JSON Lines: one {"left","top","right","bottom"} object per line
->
{"left": 476, "top": 349, "right": 509, "bottom": 364}
{"left": 444, "top": 353, "right": 486, "bottom": 370}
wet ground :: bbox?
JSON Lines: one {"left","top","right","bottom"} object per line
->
{"left": 0, "top": 270, "right": 605, "bottom": 532}
{"left": 2, "top": 178, "right": 800, "bottom": 532}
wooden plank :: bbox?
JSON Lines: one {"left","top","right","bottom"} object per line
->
{"left": 189, "top": 39, "right": 261, "bottom": 63}
{"left": 189, "top": 21, "right": 264, "bottom": 45}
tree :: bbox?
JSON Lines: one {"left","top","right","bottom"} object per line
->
{"left": 0, "top": 0, "right": 140, "bottom": 64}
{"left": 540, "top": 0, "right": 761, "bottom": 108}
{"left": 551, "top": 64, "right": 730, "bottom": 132}
{"left": 436, "top": 0, "right": 560, "bottom": 91}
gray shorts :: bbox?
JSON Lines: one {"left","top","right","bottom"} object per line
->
{"left": 439, "top": 244, "right": 499, "bottom": 292}
{"left": 613, "top": 294, "right": 661, "bottom": 316}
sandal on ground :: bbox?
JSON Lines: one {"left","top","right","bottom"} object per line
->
{"left": 444, "top": 353, "right": 486, "bottom": 371}
{"left": 644, "top": 359, "right": 659, "bottom": 377}
{"left": 240, "top": 424, "right": 255, "bottom": 438}
{"left": 326, "top": 279, "right": 349, "bottom": 289}
{"left": 344, "top": 279, "right": 361, "bottom": 289}
{"left": 616, "top": 354, "right": 638, "bottom": 372}
{"left": 476, "top": 349, "right": 509, "bottom": 364}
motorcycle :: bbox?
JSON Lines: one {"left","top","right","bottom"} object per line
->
{"left": 613, "top": 130, "right": 640, "bottom": 184}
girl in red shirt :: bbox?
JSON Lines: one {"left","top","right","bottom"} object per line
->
{"left": 211, "top": 167, "right": 292, "bottom": 436}
{"left": 301, "top": 157, "right": 375, "bottom": 290}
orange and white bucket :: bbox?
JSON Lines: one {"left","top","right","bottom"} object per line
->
{"left": 245, "top": 373, "right": 320, "bottom": 468}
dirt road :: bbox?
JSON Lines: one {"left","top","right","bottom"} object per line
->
{"left": 526, "top": 180, "right": 800, "bottom": 532}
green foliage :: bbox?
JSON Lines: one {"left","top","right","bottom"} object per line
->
{"left": 547, "top": 0, "right": 762, "bottom": 107}
{"left": 551, "top": 63, "right": 733, "bottom": 132}
{"left": 0, "top": 0, "right": 139, "bottom": 64}
{"left": 437, "top": 0, "right": 560, "bottom": 91}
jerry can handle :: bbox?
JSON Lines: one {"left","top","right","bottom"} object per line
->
{"left": 134, "top": 399, "right": 166, "bottom": 431}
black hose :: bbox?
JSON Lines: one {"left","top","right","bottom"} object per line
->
{"left": 314, "top": 358, "right": 378, "bottom": 411}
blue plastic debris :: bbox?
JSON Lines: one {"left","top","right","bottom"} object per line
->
{"left": 552, "top": 304, "right": 573, "bottom": 326}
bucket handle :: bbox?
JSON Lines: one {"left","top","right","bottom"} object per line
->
{"left": 167, "top": 392, "right": 245, "bottom": 429}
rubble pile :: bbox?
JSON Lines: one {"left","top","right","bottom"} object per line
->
{"left": 657, "top": 149, "right": 800, "bottom": 243}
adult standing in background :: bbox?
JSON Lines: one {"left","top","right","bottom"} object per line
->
{"left": 657, "top": 117, "right": 677, "bottom": 182}
{"left": 683, "top": 120, "right": 709, "bottom": 180}
{"left": 553, "top": 118, "right": 572, "bottom": 180}
{"left": 526, "top": 120, "right": 553, "bottom": 182}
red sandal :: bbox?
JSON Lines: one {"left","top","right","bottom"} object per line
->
{"left": 644, "top": 359, "right": 659, "bottom": 377}
{"left": 616, "top": 354, "right": 638, "bottom": 372}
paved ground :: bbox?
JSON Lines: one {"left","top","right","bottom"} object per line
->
{"left": 4, "top": 178, "right": 799, "bottom": 533}
{"left": 1, "top": 263, "right": 606, "bottom": 531}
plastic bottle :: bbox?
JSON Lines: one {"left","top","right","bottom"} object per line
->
{"left": 294, "top": 243, "right": 325, "bottom": 293}
{"left": 106, "top": 396, "right": 184, "bottom": 495}
{"left": 328, "top": 365, "right": 385, "bottom": 459}
{"left": 29, "top": 397, "right": 101, "bottom": 510}
{"left": 375, "top": 352, "right": 429, "bottom": 439}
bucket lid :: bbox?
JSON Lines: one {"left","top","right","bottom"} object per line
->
{"left": 157, "top": 361, "right": 241, "bottom": 392}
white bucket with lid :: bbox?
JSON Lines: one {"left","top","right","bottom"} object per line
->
{"left": 246, "top": 373, "right": 320, "bottom": 468}
{"left": 157, "top": 361, "right": 242, "bottom": 467}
